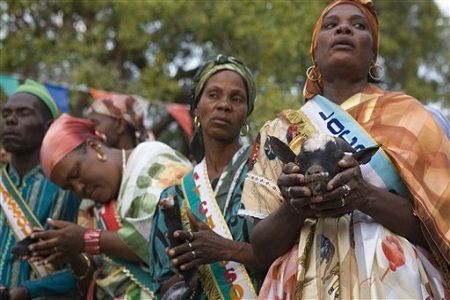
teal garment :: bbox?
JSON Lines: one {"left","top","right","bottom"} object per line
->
{"left": 148, "top": 146, "right": 261, "bottom": 298}
{"left": 0, "top": 164, "right": 80, "bottom": 298}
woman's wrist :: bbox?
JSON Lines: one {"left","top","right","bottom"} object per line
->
{"left": 69, "top": 253, "right": 92, "bottom": 280}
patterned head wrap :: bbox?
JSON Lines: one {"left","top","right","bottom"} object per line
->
{"left": 303, "top": 0, "right": 379, "bottom": 100}
{"left": 41, "top": 114, "right": 100, "bottom": 178}
{"left": 13, "top": 79, "right": 60, "bottom": 119}
{"left": 89, "top": 94, "right": 145, "bottom": 131}
{"left": 191, "top": 54, "right": 256, "bottom": 116}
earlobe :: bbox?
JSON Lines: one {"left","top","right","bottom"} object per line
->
{"left": 87, "top": 140, "right": 108, "bottom": 162}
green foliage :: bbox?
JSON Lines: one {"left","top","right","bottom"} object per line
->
{"left": 1, "top": 0, "right": 448, "bottom": 133}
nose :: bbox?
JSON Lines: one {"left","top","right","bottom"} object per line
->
{"left": 4, "top": 112, "right": 18, "bottom": 126}
{"left": 305, "top": 165, "right": 330, "bottom": 195}
{"left": 70, "top": 180, "right": 86, "bottom": 196}
{"left": 217, "top": 97, "right": 232, "bottom": 112}
{"left": 335, "top": 23, "right": 352, "bottom": 35}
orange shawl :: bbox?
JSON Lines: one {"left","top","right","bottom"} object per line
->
{"left": 344, "top": 84, "right": 450, "bottom": 267}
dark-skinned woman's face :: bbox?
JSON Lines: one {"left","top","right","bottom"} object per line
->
{"left": 195, "top": 70, "right": 248, "bottom": 144}
{"left": 50, "top": 142, "right": 121, "bottom": 203}
{"left": 315, "top": 4, "right": 374, "bottom": 78}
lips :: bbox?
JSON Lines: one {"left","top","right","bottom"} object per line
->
{"left": 331, "top": 37, "right": 355, "bottom": 49}
{"left": 211, "top": 116, "right": 231, "bottom": 125}
{"left": 2, "top": 132, "right": 21, "bottom": 141}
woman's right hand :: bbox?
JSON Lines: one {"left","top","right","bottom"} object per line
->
{"left": 277, "top": 162, "right": 314, "bottom": 218}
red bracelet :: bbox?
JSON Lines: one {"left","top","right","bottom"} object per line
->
{"left": 84, "top": 229, "right": 101, "bottom": 254}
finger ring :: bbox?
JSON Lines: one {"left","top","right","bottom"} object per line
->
{"left": 340, "top": 197, "right": 345, "bottom": 207}
{"left": 188, "top": 242, "right": 193, "bottom": 250}
{"left": 191, "top": 251, "right": 196, "bottom": 259}
{"left": 188, "top": 231, "right": 194, "bottom": 241}
{"left": 54, "top": 247, "right": 58, "bottom": 253}
{"left": 342, "top": 184, "right": 351, "bottom": 197}
{"left": 287, "top": 186, "right": 292, "bottom": 198}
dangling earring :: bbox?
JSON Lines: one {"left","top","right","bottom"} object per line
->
{"left": 193, "top": 116, "right": 201, "bottom": 128}
{"left": 369, "top": 63, "right": 384, "bottom": 81}
{"left": 87, "top": 140, "right": 107, "bottom": 162}
{"left": 240, "top": 123, "right": 250, "bottom": 136}
{"left": 306, "top": 66, "right": 321, "bottom": 82}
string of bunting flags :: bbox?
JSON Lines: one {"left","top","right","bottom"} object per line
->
{"left": 0, "top": 73, "right": 193, "bottom": 138}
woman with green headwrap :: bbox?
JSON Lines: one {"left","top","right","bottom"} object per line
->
{"left": 148, "top": 55, "right": 263, "bottom": 299}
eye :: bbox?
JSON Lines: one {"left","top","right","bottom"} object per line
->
{"left": 208, "top": 92, "right": 219, "bottom": 100}
{"left": 231, "top": 95, "right": 245, "bottom": 103}
{"left": 323, "top": 22, "right": 336, "bottom": 29}
{"left": 354, "top": 22, "right": 366, "bottom": 30}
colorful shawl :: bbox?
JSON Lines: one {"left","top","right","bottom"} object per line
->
{"left": 149, "top": 146, "right": 261, "bottom": 299}
{"left": 86, "top": 141, "right": 192, "bottom": 300}
{"left": 240, "top": 85, "right": 449, "bottom": 298}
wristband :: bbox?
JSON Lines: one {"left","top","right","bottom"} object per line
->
{"left": 84, "top": 229, "right": 101, "bottom": 255}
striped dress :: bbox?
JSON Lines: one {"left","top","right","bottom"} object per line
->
{"left": 0, "top": 164, "right": 80, "bottom": 298}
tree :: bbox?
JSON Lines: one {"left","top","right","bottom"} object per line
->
{"left": 1, "top": 0, "right": 448, "bottom": 139}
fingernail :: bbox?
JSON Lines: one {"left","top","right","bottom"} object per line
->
{"left": 180, "top": 265, "right": 185, "bottom": 270}
{"left": 29, "top": 245, "right": 34, "bottom": 251}
{"left": 169, "top": 250, "right": 174, "bottom": 256}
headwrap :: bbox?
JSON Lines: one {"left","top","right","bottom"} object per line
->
{"left": 303, "top": 0, "right": 379, "bottom": 100}
{"left": 88, "top": 94, "right": 145, "bottom": 131}
{"left": 40, "top": 113, "right": 100, "bottom": 178}
{"left": 13, "top": 79, "right": 60, "bottom": 119}
{"left": 191, "top": 54, "right": 256, "bottom": 116}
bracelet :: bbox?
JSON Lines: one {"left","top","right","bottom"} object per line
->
{"left": 73, "top": 253, "right": 91, "bottom": 280}
{"left": 84, "top": 229, "right": 101, "bottom": 255}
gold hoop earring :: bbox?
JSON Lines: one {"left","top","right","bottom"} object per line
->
{"left": 369, "top": 64, "right": 384, "bottom": 81}
{"left": 193, "top": 116, "right": 200, "bottom": 128}
{"left": 87, "top": 140, "right": 107, "bottom": 162}
{"left": 306, "top": 66, "right": 321, "bottom": 82}
{"left": 240, "top": 123, "right": 250, "bottom": 136}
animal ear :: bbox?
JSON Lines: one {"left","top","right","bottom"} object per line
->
{"left": 267, "top": 136, "right": 296, "bottom": 164}
{"left": 353, "top": 145, "right": 380, "bottom": 164}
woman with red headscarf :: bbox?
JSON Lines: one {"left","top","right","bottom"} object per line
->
{"left": 29, "top": 114, "right": 191, "bottom": 299}
{"left": 240, "top": 0, "right": 449, "bottom": 298}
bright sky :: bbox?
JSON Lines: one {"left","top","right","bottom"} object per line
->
{"left": 435, "top": 0, "right": 450, "bottom": 16}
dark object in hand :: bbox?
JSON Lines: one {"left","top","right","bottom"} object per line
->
{"left": 268, "top": 133, "right": 379, "bottom": 195}
{"left": 11, "top": 236, "right": 38, "bottom": 257}
{"left": 160, "top": 196, "right": 199, "bottom": 298}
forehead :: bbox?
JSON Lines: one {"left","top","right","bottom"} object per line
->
{"left": 204, "top": 70, "right": 246, "bottom": 89}
{"left": 4, "top": 93, "right": 41, "bottom": 111}
{"left": 324, "top": 4, "right": 367, "bottom": 20}
{"left": 50, "top": 148, "right": 82, "bottom": 183}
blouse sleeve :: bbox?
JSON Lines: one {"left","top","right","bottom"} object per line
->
{"left": 239, "top": 117, "right": 291, "bottom": 219}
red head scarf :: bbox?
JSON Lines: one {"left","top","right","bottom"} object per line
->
{"left": 40, "top": 114, "right": 100, "bottom": 178}
{"left": 303, "top": 0, "right": 379, "bottom": 100}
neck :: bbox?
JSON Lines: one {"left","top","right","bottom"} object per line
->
{"left": 203, "top": 138, "right": 242, "bottom": 181}
{"left": 321, "top": 77, "right": 370, "bottom": 105}
{"left": 10, "top": 148, "right": 41, "bottom": 178}
{"left": 117, "top": 134, "right": 136, "bottom": 150}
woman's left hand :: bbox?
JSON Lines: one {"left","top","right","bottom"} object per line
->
{"left": 309, "top": 155, "right": 372, "bottom": 217}
{"left": 28, "top": 219, "right": 86, "bottom": 264}
{"left": 167, "top": 210, "right": 229, "bottom": 272}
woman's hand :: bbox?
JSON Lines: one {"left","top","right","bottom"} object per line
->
{"left": 277, "top": 162, "right": 315, "bottom": 218}
{"left": 167, "top": 210, "right": 230, "bottom": 272}
{"left": 28, "top": 219, "right": 86, "bottom": 264}
{"left": 9, "top": 287, "right": 30, "bottom": 300}
{"left": 309, "top": 155, "right": 371, "bottom": 217}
